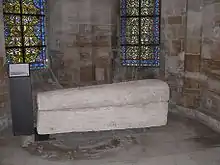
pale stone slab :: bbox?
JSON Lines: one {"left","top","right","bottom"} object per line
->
{"left": 37, "top": 79, "right": 170, "bottom": 134}
{"left": 37, "top": 79, "right": 169, "bottom": 111}
{"left": 37, "top": 102, "right": 168, "bottom": 134}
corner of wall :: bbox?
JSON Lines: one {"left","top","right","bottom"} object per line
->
{"left": 0, "top": 3, "right": 10, "bottom": 132}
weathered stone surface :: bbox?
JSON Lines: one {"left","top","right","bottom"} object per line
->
{"left": 162, "top": 0, "right": 187, "bottom": 106}
{"left": 37, "top": 79, "right": 169, "bottom": 134}
{"left": 0, "top": 1, "right": 9, "bottom": 131}
{"left": 80, "top": 65, "right": 94, "bottom": 83}
{"left": 186, "top": 39, "right": 201, "bottom": 54}
{"left": 198, "top": 1, "right": 220, "bottom": 119}
{"left": 201, "top": 90, "right": 220, "bottom": 117}
{"left": 185, "top": 55, "right": 201, "bottom": 72}
{"left": 38, "top": 102, "right": 168, "bottom": 134}
{"left": 181, "top": 93, "right": 201, "bottom": 109}
{"left": 184, "top": 78, "right": 201, "bottom": 89}
{"left": 0, "top": 115, "right": 9, "bottom": 132}
{"left": 168, "top": 16, "right": 183, "bottom": 25}
{"left": 48, "top": 0, "right": 112, "bottom": 87}
{"left": 95, "top": 68, "right": 105, "bottom": 82}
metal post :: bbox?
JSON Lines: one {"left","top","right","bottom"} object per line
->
{"left": 8, "top": 64, "right": 34, "bottom": 136}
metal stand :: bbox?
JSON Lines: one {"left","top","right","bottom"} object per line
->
{"left": 9, "top": 64, "right": 34, "bottom": 136}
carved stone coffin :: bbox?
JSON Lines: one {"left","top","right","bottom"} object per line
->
{"left": 37, "top": 79, "right": 170, "bottom": 134}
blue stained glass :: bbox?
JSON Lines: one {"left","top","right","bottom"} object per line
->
{"left": 121, "top": 0, "right": 126, "bottom": 8}
{"left": 153, "top": 17, "right": 160, "bottom": 44}
{"left": 3, "top": 0, "right": 47, "bottom": 69}
{"left": 155, "top": 0, "right": 159, "bottom": 8}
{"left": 120, "top": 0, "right": 160, "bottom": 67}
{"left": 4, "top": 26, "right": 10, "bottom": 38}
{"left": 120, "top": 18, "right": 127, "bottom": 45}
{"left": 121, "top": 8, "right": 126, "bottom": 16}
{"left": 122, "top": 60, "right": 139, "bottom": 66}
{"left": 33, "top": 0, "right": 45, "bottom": 9}
{"left": 34, "top": 22, "right": 41, "bottom": 39}
{"left": 30, "top": 62, "right": 46, "bottom": 70}
{"left": 41, "top": 16, "right": 46, "bottom": 45}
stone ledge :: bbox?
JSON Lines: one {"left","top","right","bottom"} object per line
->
{"left": 169, "top": 103, "right": 220, "bottom": 133}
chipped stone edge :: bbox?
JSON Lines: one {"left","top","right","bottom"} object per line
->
{"left": 169, "top": 103, "right": 220, "bottom": 134}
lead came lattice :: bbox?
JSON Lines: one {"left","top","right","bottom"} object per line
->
{"left": 120, "top": 0, "right": 160, "bottom": 67}
{"left": 3, "top": 0, "right": 47, "bottom": 69}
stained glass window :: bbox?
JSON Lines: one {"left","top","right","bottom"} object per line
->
{"left": 3, "top": 0, "right": 47, "bottom": 69}
{"left": 120, "top": 0, "right": 160, "bottom": 67}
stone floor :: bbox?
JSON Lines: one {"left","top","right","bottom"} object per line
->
{"left": 1, "top": 113, "right": 220, "bottom": 165}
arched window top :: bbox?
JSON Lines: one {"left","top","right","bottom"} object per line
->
{"left": 3, "top": 0, "right": 47, "bottom": 69}
{"left": 120, "top": 0, "right": 160, "bottom": 67}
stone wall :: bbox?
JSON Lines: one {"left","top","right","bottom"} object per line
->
{"left": 162, "top": 0, "right": 187, "bottom": 106}
{"left": 48, "top": 0, "right": 114, "bottom": 87}
{"left": 48, "top": 0, "right": 164, "bottom": 87}
{"left": 200, "top": 1, "right": 220, "bottom": 118}
{"left": 183, "top": 0, "right": 203, "bottom": 109}
{"left": 0, "top": 2, "right": 9, "bottom": 131}
{"left": 164, "top": 0, "right": 220, "bottom": 122}
{"left": 163, "top": 0, "right": 204, "bottom": 109}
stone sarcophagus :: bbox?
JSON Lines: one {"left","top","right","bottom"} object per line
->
{"left": 36, "top": 79, "right": 170, "bottom": 134}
